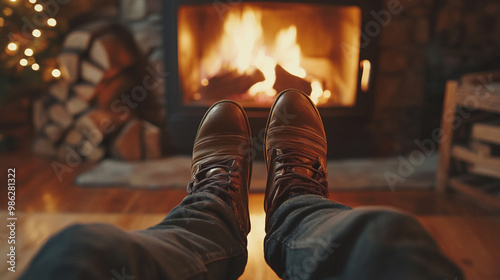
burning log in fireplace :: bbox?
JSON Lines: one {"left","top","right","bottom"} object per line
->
{"left": 178, "top": 4, "right": 361, "bottom": 107}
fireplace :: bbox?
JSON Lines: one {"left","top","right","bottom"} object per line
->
{"left": 162, "top": 0, "right": 380, "bottom": 156}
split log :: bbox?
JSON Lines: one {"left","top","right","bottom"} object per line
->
{"left": 48, "top": 104, "right": 72, "bottom": 129}
{"left": 111, "top": 119, "right": 142, "bottom": 160}
{"left": 62, "top": 21, "right": 113, "bottom": 53}
{"left": 66, "top": 97, "right": 88, "bottom": 116}
{"left": 143, "top": 121, "right": 161, "bottom": 159}
{"left": 111, "top": 119, "right": 161, "bottom": 160}
{"left": 199, "top": 69, "right": 265, "bottom": 100}
{"left": 89, "top": 32, "right": 138, "bottom": 71}
{"left": 44, "top": 123, "right": 64, "bottom": 143}
{"left": 81, "top": 60, "right": 105, "bottom": 85}
{"left": 49, "top": 81, "right": 69, "bottom": 102}
{"left": 64, "top": 128, "right": 84, "bottom": 146}
{"left": 57, "top": 52, "right": 80, "bottom": 83}
{"left": 94, "top": 68, "right": 139, "bottom": 108}
{"left": 78, "top": 139, "right": 106, "bottom": 162}
{"left": 72, "top": 83, "right": 96, "bottom": 102}
{"left": 86, "top": 145, "right": 106, "bottom": 162}
{"left": 273, "top": 64, "right": 312, "bottom": 95}
{"left": 33, "top": 99, "right": 49, "bottom": 131}
{"left": 75, "top": 109, "right": 130, "bottom": 146}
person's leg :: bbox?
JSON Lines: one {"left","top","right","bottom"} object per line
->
{"left": 262, "top": 89, "right": 462, "bottom": 280}
{"left": 265, "top": 195, "right": 463, "bottom": 280}
{"left": 20, "top": 193, "right": 246, "bottom": 280}
{"left": 20, "top": 100, "right": 253, "bottom": 280}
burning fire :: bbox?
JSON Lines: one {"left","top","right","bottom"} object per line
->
{"left": 200, "top": 8, "right": 331, "bottom": 105}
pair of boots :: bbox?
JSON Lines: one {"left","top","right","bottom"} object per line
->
{"left": 188, "top": 89, "right": 329, "bottom": 236}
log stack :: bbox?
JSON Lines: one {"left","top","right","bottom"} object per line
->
{"left": 32, "top": 20, "right": 163, "bottom": 162}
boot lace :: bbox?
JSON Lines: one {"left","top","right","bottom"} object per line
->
{"left": 272, "top": 149, "right": 328, "bottom": 202}
{"left": 188, "top": 159, "right": 240, "bottom": 203}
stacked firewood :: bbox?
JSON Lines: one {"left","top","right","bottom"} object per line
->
{"left": 32, "top": 20, "right": 162, "bottom": 162}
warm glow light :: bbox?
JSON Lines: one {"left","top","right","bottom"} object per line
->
{"left": 31, "top": 63, "right": 40, "bottom": 71}
{"left": 34, "top": 4, "right": 43, "bottom": 12}
{"left": 274, "top": 26, "right": 306, "bottom": 78}
{"left": 310, "top": 80, "right": 323, "bottom": 105}
{"left": 9, "top": 0, "right": 16, "bottom": 2}
{"left": 207, "top": 7, "right": 308, "bottom": 98}
{"left": 3, "top": 7, "right": 13, "bottom": 16}
{"left": 32, "top": 29, "right": 41, "bottom": 37}
{"left": 29, "top": 0, "right": 36, "bottom": 3}
{"left": 19, "top": 58, "right": 28, "bottom": 66}
{"left": 7, "top": 42, "right": 18, "bottom": 51}
{"left": 0, "top": 17, "right": 4, "bottom": 27}
{"left": 179, "top": 5, "right": 362, "bottom": 107}
{"left": 360, "top": 60, "right": 371, "bottom": 92}
{"left": 24, "top": 48, "right": 33, "bottom": 56}
{"left": 51, "top": 68, "right": 61, "bottom": 78}
{"left": 47, "top": 18, "right": 56, "bottom": 26}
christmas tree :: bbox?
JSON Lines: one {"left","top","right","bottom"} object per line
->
{"left": 0, "top": 0, "right": 69, "bottom": 101}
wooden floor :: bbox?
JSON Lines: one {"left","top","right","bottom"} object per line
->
{"left": 0, "top": 150, "right": 499, "bottom": 279}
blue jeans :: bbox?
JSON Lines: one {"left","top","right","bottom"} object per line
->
{"left": 19, "top": 193, "right": 462, "bottom": 280}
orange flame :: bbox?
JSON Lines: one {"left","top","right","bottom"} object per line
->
{"left": 201, "top": 7, "right": 331, "bottom": 104}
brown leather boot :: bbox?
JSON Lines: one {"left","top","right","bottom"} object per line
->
{"left": 264, "top": 89, "right": 329, "bottom": 228}
{"left": 187, "top": 100, "right": 252, "bottom": 236}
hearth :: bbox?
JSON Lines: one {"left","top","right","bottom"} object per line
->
{"left": 162, "top": 0, "right": 380, "bottom": 156}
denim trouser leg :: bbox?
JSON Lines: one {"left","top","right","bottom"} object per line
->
{"left": 264, "top": 194, "right": 463, "bottom": 280}
{"left": 19, "top": 193, "right": 247, "bottom": 280}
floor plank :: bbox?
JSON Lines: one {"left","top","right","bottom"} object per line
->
{"left": 0, "top": 152, "right": 499, "bottom": 279}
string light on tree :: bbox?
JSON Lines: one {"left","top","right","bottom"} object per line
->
{"left": 32, "top": 29, "right": 41, "bottom": 37}
{"left": 1, "top": 0, "right": 67, "bottom": 87}
{"left": 47, "top": 18, "right": 56, "bottom": 27}
{"left": 24, "top": 48, "right": 33, "bottom": 56}
{"left": 7, "top": 42, "right": 18, "bottom": 51}
{"left": 51, "top": 68, "right": 61, "bottom": 78}
{"left": 19, "top": 58, "right": 28, "bottom": 66}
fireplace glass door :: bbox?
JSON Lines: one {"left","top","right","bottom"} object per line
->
{"left": 178, "top": 3, "right": 362, "bottom": 107}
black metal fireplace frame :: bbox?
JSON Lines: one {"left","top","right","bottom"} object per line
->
{"left": 162, "top": 0, "right": 381, "bottom": 157}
